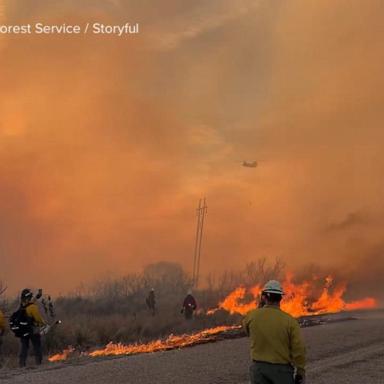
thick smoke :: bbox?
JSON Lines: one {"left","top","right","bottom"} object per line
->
{"left": 0, "top": 0, "right": 383, "bottom": 296}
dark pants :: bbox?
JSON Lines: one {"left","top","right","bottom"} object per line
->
{"left": 184, "top": 307, "right": 194, "bottom": 320}
{"left": 250, "top": 361, "right": 294, "bottom": 384}
{"left": 0, "top": 336, "right": 3, "bottom": 365}
{"left": 19, "top": 334, "right": 42, "bottom": 367}
{"left": 148, "top": 305, "right": 156, "bottom": 316}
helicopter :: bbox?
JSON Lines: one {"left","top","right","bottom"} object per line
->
{"left": 242, "top": 160, "right": 258, "bottom": 168}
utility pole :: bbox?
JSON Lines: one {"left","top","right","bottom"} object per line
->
{"left": 192, "top": 198, "right": 207, "bottom": 288}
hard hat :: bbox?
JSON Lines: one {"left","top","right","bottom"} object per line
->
{"left": 187, "top": 289, "right": 192, "bottom": 295}
{"left": 262, "top": 280, "right": 284, "bottom": 295}
{"left": 21, "top": 288, "right": 33, "bottom": 300}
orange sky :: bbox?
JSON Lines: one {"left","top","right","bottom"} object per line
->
{"left": 1, "top": 0, "right": 384, "bottom": 295}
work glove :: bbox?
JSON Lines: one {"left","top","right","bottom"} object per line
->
{"left": 295, "top": 373, "right": 305, "bottom": 384}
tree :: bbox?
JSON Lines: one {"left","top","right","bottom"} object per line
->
{"left": 143, "top": 262, "right": 192, "bottom": 296}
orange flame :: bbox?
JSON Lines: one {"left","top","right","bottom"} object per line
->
{"left": 48, "top": 275, "right": 378, "bottom": 363}
{"left": 89, "top": 325, "right": 238, "bottom": 357}
{"left": 207, "top": 286, "right": 261, "bottom": 316}
{"left": 48, "top": 346, "right": 75, "bottom": 362}
{"left": 209, "top": 274, "right": 378, "bottom": 317}
{"left": 48, "top": 326, "right": 239, "bottom": 362}
{"left": 345, "top": 297, "right": 377, "bottom": 311}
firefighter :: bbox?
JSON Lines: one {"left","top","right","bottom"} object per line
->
{"left": 0, "top": 308, "right": 5, "bottom": 361}
{"left": 243, "top": 280, "right": 306, "bottom": 384}
{"left": 146, "top": 288, "right": 156, "bottom": 316}
{"left": 19, "top": 288, "right": 46, "bottom": 367}
{"left": 0, "top": 308, "right": 5, "bottom": 336}
{"left": 181, "top": 290, "right": 197, "bottom": 320}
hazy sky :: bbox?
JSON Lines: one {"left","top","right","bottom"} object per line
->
{"left": 0, "top": 0, "right": 383, "bottom": 295}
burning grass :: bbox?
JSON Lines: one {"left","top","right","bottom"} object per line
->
{"left": 48, "top": 325, "right": 240, "bottom": 362}
{"left": 2, "top": 261, "right": 378, "bottom": 366}
{"left": 47, "top": 273, "right": 378, "bottom": 363}
{"left": 48, "top": 346, "right": 75, "bottom": 362}
{"left": 207, "top": 274, "right": 377, "bottom": 317}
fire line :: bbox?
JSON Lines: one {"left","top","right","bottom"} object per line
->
{"left": 48, "top": 275, "right": 377, "bottom": 363}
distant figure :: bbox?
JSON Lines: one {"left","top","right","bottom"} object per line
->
{"left": 0, "top": 308, "right": 5, "bottom": 335}
{"left": 0, "top": 308, "right": 5, "bottom": 362}
{"left": 12, "top": 289, "right": 46, "bottom": 367}
{"left": 181, "top": 290, "right": 197, "bottom": 320}
{"left": 243, "top": 280, "right": 306, "bottom": 384}
{"left": 146, "top": 288, "right": 156, "bottom": 316}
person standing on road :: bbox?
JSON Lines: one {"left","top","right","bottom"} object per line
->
{"left": 243, "top": 280, "right": 306, "bottom": 384}
{"left": 0, "top": 308, "right": 5, "bottom": 362}
{"left": 146, "top": 288, "right": 156, "bottom": 316}
{"left": 18, "top": 288, "right": 46, "bottom": 367}
{"left": 0, "top": 308, "right": 5, "bottom": 335}
{"left": 181, "top": 290, "right": 197, "bottom": 320}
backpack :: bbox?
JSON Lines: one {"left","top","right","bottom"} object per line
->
{"left": 9, "top": 304, "right": 34, "bottom": 338}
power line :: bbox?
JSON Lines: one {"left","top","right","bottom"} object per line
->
{"left": 192, "top": 198, "right": 207, "bottom": 288}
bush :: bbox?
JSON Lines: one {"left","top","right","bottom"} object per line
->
{"left": 1, "top": 258, "right": 282, "bottom": 361}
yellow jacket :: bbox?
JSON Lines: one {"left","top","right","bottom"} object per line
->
{"left": 243, "top": 305, "right": 306, "bottom": 374}
{"left": 24, "top": 302, "right": 45, "bottom": 327}
{"left": 0, "top": 309, "right": 5, "bottom": 332}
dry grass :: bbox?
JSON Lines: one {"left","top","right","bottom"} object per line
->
{"left": 0, "top": 259, "right": 281, "bottom": 364}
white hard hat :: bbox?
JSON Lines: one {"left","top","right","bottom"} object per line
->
{"left": 262, "top": 280, "right": 284, "bottom": 295}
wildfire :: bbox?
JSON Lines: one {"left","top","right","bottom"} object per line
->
{"left": 345, "top": 297, "right": 377, "bottom": 311}
{"left": 208, "top": 274, "right": 377, "bottom": 317}
{"left": 48, "top": 325, "right": 239, "bottom": 362}
{"left": 206, "top": 287, "right": 261, "bottom": 316}
{"left": 48, "top": 274, "right": 378, "bottom": 363}
{"left": 90, "top": 325, "right": 239, "bottom": 357}
{"left": 48, "top": 346, "right": 75, "bottom": 362}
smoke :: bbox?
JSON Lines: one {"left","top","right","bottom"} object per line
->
{"left": 0, "top": 0, "right": 383, "bottom": 295}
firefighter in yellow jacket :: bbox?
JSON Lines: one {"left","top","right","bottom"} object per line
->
{"left": 19, "top": 289, "right": 46, "bottom": 367}
{"left": 243, "top": 280, "right": 306, "bottom": 384}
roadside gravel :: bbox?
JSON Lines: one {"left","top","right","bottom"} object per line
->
{"left": 1, "top": 310, "right": 383, "bottom": 384}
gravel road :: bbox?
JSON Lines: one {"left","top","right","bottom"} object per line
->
{"left": 1, "top": 310, "right": 383, "bottom": 384}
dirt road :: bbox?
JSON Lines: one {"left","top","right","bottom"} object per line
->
{"left": 1, "top": 310, "right": 383, "bottom": 384}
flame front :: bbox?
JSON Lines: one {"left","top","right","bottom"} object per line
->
{"left": 345, "top": 297, "right": 377, "bottom": 311}
{"left": 207, "top": 287, "right": 261, "bottom": 316}
{"left": 210, "top": 274, "right": 377, "bottom": 317}
{"left": 90, "top": 325, "right": 238, "bottom": 357}
{"left": 48, "top": 326, "right": 239, "bottom": 361}
{"left": 48, "top": 275, "right": 378, "bottom": 363}
{"left": 48, "top": 346, "right": 75, "bottom": 362}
